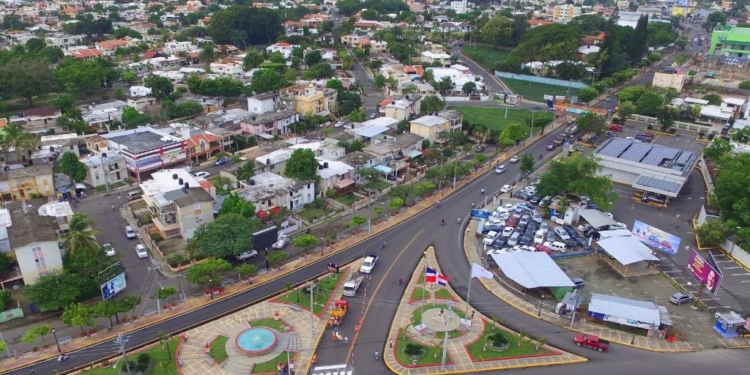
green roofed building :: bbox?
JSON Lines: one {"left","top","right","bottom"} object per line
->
{"left": 709, "top": 25, "right": 750, "bottom": 58}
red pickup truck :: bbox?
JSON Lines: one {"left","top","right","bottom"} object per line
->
{"left": 574, "top": 334, "right": 609, "bottom": 352}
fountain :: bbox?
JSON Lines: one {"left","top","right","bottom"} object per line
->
{"left": 235, "top": 327, "right": 278, "bottom": 356}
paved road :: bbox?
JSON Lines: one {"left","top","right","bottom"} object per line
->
{"left": 14, "top": 121, "right": 749, "bottom": 375}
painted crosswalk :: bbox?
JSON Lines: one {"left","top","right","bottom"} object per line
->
{"left": 310, "top": 364, "right": 353, "bottom": 375}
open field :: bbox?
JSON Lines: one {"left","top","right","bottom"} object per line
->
{"left": 461, "top": 45, "right": 510, "bottom": 70}
{"left": 499, "top": 78, "right": 580, "bottom": 103}
{"left": 452, "top": 107, "right": 534, "bottom": 134}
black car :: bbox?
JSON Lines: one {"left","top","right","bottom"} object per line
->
{"left": 564, "top": 239, "right": 579, "bottom": 249}
{"left": 529, "top": 195, "right": 542, "bottom": 205}
{"left": 515, "top": 191, "right": 531, "bottom": 200}
{"left": 520, "top": 235, "right": 532, "bottom": 246}
{"left": 573, "top": 235, "right": 589, "bottom": 249}
{"left": 516, "top": 223, "right": 527, "bottom": 235}
{"left": 493, "top": 236, "right": 508, "bottom": 249}
{"left": 563, "top": 224, "right": 578, "bottom": 237}
{"left": 525, "top": 222, "right": 538, "bottom": 236}
{"left": 482, "top": 224, "right": 503, "bottom": 234}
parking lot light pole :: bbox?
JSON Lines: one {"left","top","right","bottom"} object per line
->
{"left": 209, "top": 279, "right": 213, "bottom": 300}
{"left": 537, "top": 295, "right": 544, "bottom": 317}
{"left": 52, "top": 328, "right": 61, "bottom": 353}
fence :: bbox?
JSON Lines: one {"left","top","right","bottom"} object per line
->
{"left": 697, "top": 157, "right": 715, "bottom": 195}
{"left": 0, "top": 307, "right": 24, "bottom": 324}
{"left": 630, "top": 115, "right": 713, "bottom": 133}
{"left": 494, "top": 72, "right": 590, "bottom": 89}
{"left": 720, "top": 239, "right": 750, "bottom": 270}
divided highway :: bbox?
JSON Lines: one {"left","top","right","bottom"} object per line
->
{"left": 9, "top": 128, "right": 748, "bottom": 375}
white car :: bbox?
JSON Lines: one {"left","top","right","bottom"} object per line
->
{"left": 501, "top": 226, "right": 515, "bottom": 237}
{"left": 495, "top": 165, "right": 506, "bottom": 174}
{"left": 194, "top": 171, "right": 210, "bottom": 179}
{"left": 135, "top": 244, "right": 148, "bottom": 259}
{"left": 488, "top": 217, "right": 506, "bottom": 226}
{"left": 103, "top": 243, "right": 115, "bottom": 257}
{"left": 334, "top": 121, "right": 344, "bottom": 128}
{"left": 533, "top": 231, "right": 545, "bottom": 244}
{"left": 509, "top": 155, "right": 520, "bottom": 163}
{"left": 492, "top": 211, "right": 509, "bottom": 220}
{"left": 523, "top": 186, "right": 537, "bottom": 195}
{"left": 539, "top": 222, "right": 549, "bottom": 234}
{"left": 125, "top": 226, "right": 137, "bottom": 239}
{"left": 554, "top": 227, "right": 571, "bottom": 241}
{"left": 483, "top": 231, "right": 499, "bottom": 245}
{"left": 360, "top": 255, "right": 378, "bottom": 274}
{"left": 500, "top": 184, "right": 513, "bottom": 193}
{"left": 502, "top": 203, "right": 516, "bottom": 212}
{"left": 236, "top": 250, "right": 259, "bottom": 261}
{"left": 272, "top": 235, "right": 289, "bottom": 249}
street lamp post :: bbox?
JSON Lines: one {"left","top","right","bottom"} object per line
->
{"left": 537, "top": 295, "right": 544, "bottom": 317}
{"left": 209, "top": 279, "right": 213, "bottom": 300}
{"left": 52, "top": 328, "right": 61, "bottom": 353}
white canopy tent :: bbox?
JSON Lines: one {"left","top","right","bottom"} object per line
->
{"left": 489, "top": 252, "right": 574, "bottom": 289}
{"left": 598, "top": 236, "right": 660, "bottom": 266}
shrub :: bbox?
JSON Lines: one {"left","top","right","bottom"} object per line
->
{"left": 137, "top": 353, "right": 151, "bottom": 364}
{"left": 150, "top": 233, "right": 164, "bottom": 242}
{"left": 708, "top": 133, "right": 716, "bottom": 140}
{"left": 699, "top": 131, "right": 706, "bottom": 139}
{"left": 647, "top": 124, "right": 654, "bottom": 130}
{"left": 166, "top": 254, "right": 184, "bottom": 267}
{"left": 404, "top": 343, "right": 424, "bottom": 357}
{"left": 669, "top": 128, "right": 677, "bottom": 134}
{"left": 487, "top": 333, "right": 509, "bottom": 347}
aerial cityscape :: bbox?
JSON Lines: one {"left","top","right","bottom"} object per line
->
{"left": 0, "top": 0, "right": 748, "bottom": 374}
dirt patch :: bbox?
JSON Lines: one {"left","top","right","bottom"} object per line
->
{"left": 556, "top": 256, "right": 723, "bottom": 348}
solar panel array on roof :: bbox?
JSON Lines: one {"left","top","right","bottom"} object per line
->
{"left": 642, "top": 146, "right": 679, "bottom": 166}
{"left": 635, "top": 176, "right": 682, "bottom": 193}
{"left": 598, "top": 138, "right": 630, "bottom": 158}
{"left": 621, "top": 143, "right": 653, "bottom": 162}
{"left": 674, "top": 151, "right": 695, "bottom": 166}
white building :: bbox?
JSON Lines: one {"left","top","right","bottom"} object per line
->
{"left": 237, "top": 171, "right": 315, "bottom": 212}
{"left": 130, "top": 85, "right": 152, "bottom": 97}
{"left": 450, "top": 0, "right": 469, "bottom": 14}
{"left": 316, "top": 159, "right": 355, "bottom": 197}
{"left": 209, "top": 63, "right": 245, "bottom": 77}
{"left": 163, "top": 41, "right": 198, "bottom": 55}
{"left": 426, "top": 65, "right": 484, "bottom": 93}
{"left": 247, "top": 92, "right": 280, "bottom": 114}
{"left": 81, "top": 152, "right": 129, "bottom": 189}
{"left": 266, "top": 42, "right": 299, "bottom": 59}
{"left": 421, "top": 51, "right": 452, "bottom": 67}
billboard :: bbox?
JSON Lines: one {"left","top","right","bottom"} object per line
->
{"left": 687, "top": 250, "right": 723, "bottom": 294}
{"left": 631, "top": 220, "right": 681, "bottom": 255}
{"left": 101, "top": 272, "right": 127, "bottom": 300}
{"left": 253, "top": 226, "right": 278, "bottom": 251}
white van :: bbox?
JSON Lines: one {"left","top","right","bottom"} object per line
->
{"left": 127, "top": 190, "right": 143, "bottom": 200}
{"left": 543, "top": 241, "right": 567, "bottom": 253}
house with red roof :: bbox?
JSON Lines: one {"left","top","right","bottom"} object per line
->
{"left": 186, "top": 133, "right": 222, "bottom": 164}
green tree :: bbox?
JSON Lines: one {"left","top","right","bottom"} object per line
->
{"left": 186, "top": 258, "right": 232, "bottom": 286}
{"left": 236, "top": 161, "right": 255, "bottom": 181}
{"left": 0, "top": 340, "right": 6, "bottom": 353}
{"left": 55, "top": 152, "right": 87, "bottom": 183}
{"left": 656, "top": 105, "right": 679, "bottom": 130}
{"left": 626, "top": 15, "right": 649, "bottom": 62}
{"left": 219, "top": 193, "right": 256, "bottom": 218}
{"left": 94, "top": 299, "right": 120, "bottom": 327}
{"left": 191, "top": 214, "right": 259, "bottom": 258}
{"left": 498, "top": 123, "right": 526, "bottom": 146}
{"left": 703, "top": 94, "right": 722, "bottom": 106}
{"left": 0, "top": 123, "right": 37, "bottom": 165}
{"left": 61, "top": 303, "right": 96, "bottom": 335}
{"left": 704, "top": 137, "right": 733, "bottom": 160}
{"left": 617, "top": 101, "right": 637, "bottom": 120}
{"left": 243, "top": 49, "right": 265, "bottom": 70}
{"left": 284, "top": 148, "right": 319, "bottom": 181}
{"left": 0, "top": 289, "right": 12, "bottom": 311}
{"left": 575, "top": 113, "right": 607, "bottom": 135}
{"left": 250, "top": 69, "right": 291, "bottom": 94}
{"left": 293, "top": 234, "right": 318, "bottom": 253}
{"left": 54, "top": 57, "right": 116, "bottom": 94}
{"left": 22, "top": 324, "right": 52, "bottom": 345}
{"left": 739, "top": 80, "right": 750, "bottom": 90}
{"left": 0, "top": 60, "right": 55, "bottom": 106}
{"left": 304, "top": 49, "right": 322, "bottom": 66}
{"left": 374, "top": 73, "right": 386, "bottom": 90}
{"left": 704, "top": 11, "right": 727, "bottom": 31}
{"left": 520, "top": 153, "right": 535, "bottom": 176}
{"left": 695, "top": 220, "right": 731, "bottom": 247}
{"left": 349, "top": 215, "right": 367, "bottom": 229}
{"left": 388, "top": 197, "right": 404, "bottom": 211}
{"left": 208, "top": 6, "right": 282, "bottom": 45}
{"left": 578, "top": 86, "right": 599, "bottom": 104}
{"left": 23, "top": 271, "right": 91, "bottom": 311}
{"left": 115, "top": 295, "right": 141, "bottom": 319}
{"left": 121, "top": 106, "right": 151, "bottom": 128}
{"left": 480, "top": 15, "right": 513, "bottom": 46}
{"left": 635, "top": 91, "right": 664, "bottom": 116}
{"left": 121, "top": 71, "right": 137, "bottom": 84}
{"left": 61, "top": 213, "right": 100, "bottom": 255}
{"left": 474, "top": 153, "right": 489, "bottom": 165}
{"left": 267, "top": 250, "right": 288, "bottom": 267}
{"left": 434, "top": 76, "right": 454, "bottom": 96}
{"left": 536, "top": 153, "right": 616, "bottom": 209}
{"left": 462, "top": 81, "right": 477, "bottom": 96}
{"left": 52, "top": 93, "right": 76, "bottom": 114}
{"left": 413, "top": 181, "right": 436, "bottom": 197}
{"left": 144, "top": 74, "right": 174, "bottom": 100}
{"left": 714, "top": 153, "right": 750, "bottom": 229}
{"left": 420, "top": 95, "right": 445, "bottom": 114}
{"left": 235, "top": 263, "right": 258, "bottom": 281}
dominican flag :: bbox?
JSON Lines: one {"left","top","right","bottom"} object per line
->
{"left": 425, "top": 267, "right": 437, "bottom": 283}
{"left": 437, "top": 274, "right": 449, "bottom": 286}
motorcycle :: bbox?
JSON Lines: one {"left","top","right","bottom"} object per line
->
{"left": 58, "top": 354, "right": 69, "bottom": 362}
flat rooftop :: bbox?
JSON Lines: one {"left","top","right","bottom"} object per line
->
{"left": 105, "top": 128, "right": 181, "bottom": 154}
{"left": 595, "top": 138, "right": 698, "bottom": 177}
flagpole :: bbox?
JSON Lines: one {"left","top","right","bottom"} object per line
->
{"left": 465, "top": 276, "right": 472, "bottom": 312}
{"left": 421, "top": 251, "right": 427, "bottom": 325}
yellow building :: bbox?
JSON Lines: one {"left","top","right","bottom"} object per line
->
{"left": 652, "top": 70, "right": 687, "bottom": 92}
{"left": 281, "top": 84, "right": 338, "bottom": 117}
{"left": 0, "top": 165, "right": 54, "bottom": 203}
{"left": 409, "top": 115, "right": 452, "bottom": 143}
{"left": 553, "top": 4, "right": 581, "bottom": 23}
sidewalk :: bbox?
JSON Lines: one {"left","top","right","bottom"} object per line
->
{"left": 462, "top": 216, "right": 704, "bottom": 352}
{"left": 383, "top": 247, "right": 586, "bottom": 375}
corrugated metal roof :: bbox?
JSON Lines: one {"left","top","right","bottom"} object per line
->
{"left": 597, "top": 236, "right": 660, "bottom": 266}
{"left": 589, "top": 293, "right": 661, "bottom": 326}
{"left": 489, "top": 252, "right": 574, "bottom": 289}
{"left": 579, "top": 209, "right": 616, "bottom": 228}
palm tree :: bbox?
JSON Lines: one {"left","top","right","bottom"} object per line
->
{"left": 0, "top": 123, "right": 37, "bottom": 166}
{"left": 61, "top": 213, "right": 100, "bottom": 255}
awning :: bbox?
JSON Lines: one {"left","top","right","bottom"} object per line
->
{"left": 597, "top": 236, "right": 660, "bottom": 266}
{"left": 579, "top": 209, "right": 616, "bottom": 229}
{"left": 255, "top": 132, "right": 273, "bottom": 140}
{"left": 589, "top": 293, "right": 662, "bottom": 327}
{"left": 407, "top": 150, "right": 422, "bottom": 158}
{"left": 373, "top": 165, "right": 392, "bottom": 174}
{"left": 490, "top": 252, "right": 574, "bottom": 289}
{"left": 333, "top": 178, "right": 355, "bottom": 189}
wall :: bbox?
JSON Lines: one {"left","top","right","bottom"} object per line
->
{"left": 0, "top": 307, "right": 24, "bottom": 323}
{"left": 630, "top": 115, "right": 713, "bottom": 133}
{"left": 721, "top": 239, "right": 750, "bottom": 270}
{"left": 697, "top": 157, "right": 715, "bottom": 196}
{"left": 15, "top": 241, "right": 62, "bottom": 285}
{"left": 494, "top": 72, "right": 589, "bottom": 89}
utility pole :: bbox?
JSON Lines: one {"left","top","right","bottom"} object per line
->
{"left": 114, "top": 333, "right": 133, "bottom": 375}
{"left": 440, "top": 302, "right": 454, "bottom": 369}
{"left": 309, "top": 282, "right": 316, "bottom": 341}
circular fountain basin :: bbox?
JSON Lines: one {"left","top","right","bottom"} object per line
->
{"left": 235, "top": 327, "right": 278, "bottom": 356}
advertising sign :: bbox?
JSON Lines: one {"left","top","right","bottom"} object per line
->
{"left": 687, "top": 250, "right": 723, "bottom": 294}
{"left": 631, "top": 220, "right": 681, "bottom": 255}
{"left": 101, "top": 272, "right": 127, "bottom": 300}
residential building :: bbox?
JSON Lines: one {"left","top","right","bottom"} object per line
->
{"left": 95, "top": 38, "right": 137, "bottom": 56}
{"left": 363, "top": 133, "right": 423, "bottom": 176}
{"left": 247, "top": 92, "right": 281, "bottom": 114}
{"left": 81, "top": 100, "right": 129, "bottom": 129}
{"left": 410, "top": 115, "right": 455, "bottom": 143}
{"left": 383, "top": 94, "right": 422, "bottom": 121}
{"left": 358, "top": 39, "right": 388, "bottom": 53}
{"left": 39, "top": 133, "right": 81, "bottom": 159}
{"left": 450, "top": 0, "right": 469, "bottom": 14}
{"left": 209, "top": 62, "right": 244, "bottom": 77}
{"left": 127, "top": 96, "right": 157, "bottom": 111}
{"left": 44, "top": 33, "right": 84, "bottom": 49}
{"left": 163, "top": 41, "right": 198, "bottom": 55}
{"left": 427, "top": 66, "right": 484, "bottom": 93}
{"left": 340, "top": 34, "right": 367, "bottom": 47}
{"left": 266, "top": 42, "right": 299, "bottom": 59}
{"left": 102, "top": 127, "right": 186, "bottom": 181}
{"left": 553, "top": 4, "right": 581, "bottom": 23}
{"left": 8, "top": 106, "right": 60, "bottom": 134}
{"left": 340, "top": 151, "right": 379, "bottom": 184}
{"left": 288, "top": 140, "right": 345, "bottom": 160}
{"left": 652, "top": 69, "right": 688, "bottom": 92}
{"left": 421, "top": 51, "right": 452, "bottom": 67}
{"left": 438, "top": 109, "right": 464, "bottom": 131}
{"left": 0, "top": 165, "right": 55, "bottom": 203}
{"left": 81, "top": 152, "right": 128, "bottom": 188}
{"left": 185, "top": 133, "right": 222, "bottom": 164}
{"left": 191, "top": 108, "right": 251, "bottom": 134}
{"left": 316, "top": 159, "right": 355, "bottom": 197}
{"left": 237, "top": 171, "right": 315, "bottom": 212}
{"left": 71, "top": 49, "right": 103, "bottom": 60}
{"left": 241, "top": 110, "right": 300, "bottom": 137}
{"left": 710, "top": 25, "right": 750, "bottom": 58}
{"left": 255, "top": 149, "right": 294, "bottom": 175}
{"left": 280, "top": 84, "right": 338, "bottom": 117}
{"left": 130, "top": 86, "right": 152, "bottom": 97}
{"left": 3, "top": 200, "right": 68, "bottom": 285}
{"left": 140, "top": 169, "right": 215, "bottom": 240}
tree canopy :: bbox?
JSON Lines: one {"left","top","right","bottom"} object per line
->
{"left": 536, "top": 153, "right": 616, "bottom": 209}
{"left": 713, "top": 153, "right": 750, "bottom": 242}
{"left": 219, "top": 193, "right": 256, "bottom": 218}
{"left": 0, "top": 60, "right": 56, "bottom": 107}
{"left": 55, "top": 152, "right": 87, "bottom": 182}
{"left": 284, "top": 149, "right": 319, "bottom": 181}
{"left": 191, "top": 213, "right": 260, "bottom": 258}
{"left": 186, "top": 258, "right": 232, "bottom": 286}
{"left": 208, "top": 6, "right": 282, "bottom": 45}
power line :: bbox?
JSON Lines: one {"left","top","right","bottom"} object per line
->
{"left": 113, "top": 333, "right": 133, "bottom": 375}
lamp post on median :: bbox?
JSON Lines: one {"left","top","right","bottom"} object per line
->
{"left": 209, "top": 279, "right": 213, "bottom": 300}
{"left": 52, "top": 328, "right": 61, "bottom": 353}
